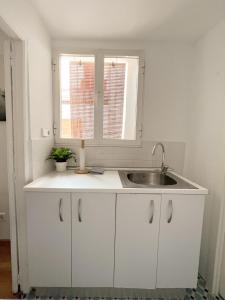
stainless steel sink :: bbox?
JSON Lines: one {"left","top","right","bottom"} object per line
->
{"left": 119, "top": 169, "right": 197, "bottom": 189}
{"left": 127, "top": 171, "right": 177, "bottom": 186}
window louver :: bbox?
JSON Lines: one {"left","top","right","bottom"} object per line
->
{"left": 60, "top": 55, "right": 95, "bottom": 139}
{"left": 103, "top": 62, "right": 126, "bottom": 139}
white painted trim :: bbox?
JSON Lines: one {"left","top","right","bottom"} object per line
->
{"left": 53, "top": 49, "right": 144, "bottom": 147}
{"left": 5, "top": 39, "right": 30, "bottom": 293}
{"left": 121, "top": 61, "right": 128, "bottom": 139}
{"left": 95, "top": 51, "right": 104, "bottom": 144}
{"left": 211, "top": 184, "right": 225, "bottom": 294}
{"left": 4, "top": 39, "right": 19, "bottom": 293}
{"left": 12, "top": 40, "right": 30, "bottom": 293}
{"left": 53, "top": 50, "right": 99, "bottom": 146}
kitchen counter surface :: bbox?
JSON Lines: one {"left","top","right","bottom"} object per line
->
{"left": 24, "top": 169, "right": 208, "bottom": 194}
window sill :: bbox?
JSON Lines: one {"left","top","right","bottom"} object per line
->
{"left": 54, "top": 138, "right": 143, "bottom": 148}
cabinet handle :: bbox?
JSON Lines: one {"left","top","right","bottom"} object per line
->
{"left": 78, "top": 198, "right": 82, "bottom": 222}
{"left": 149, "top": 200, "right": 154, "bottom": 223}
{"left": 59, "top": 198, "right": 63, "bottom": 222}
{"left": 167, "top": 200, "right": 173, "bottom": 223}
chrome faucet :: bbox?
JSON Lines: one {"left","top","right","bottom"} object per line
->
{"left": 152, "top": 142, "right": 168, "bottom": 174}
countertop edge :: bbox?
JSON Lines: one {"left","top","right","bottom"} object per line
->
{"left": 24, "top": 170, "right": 208, "bottom": 195}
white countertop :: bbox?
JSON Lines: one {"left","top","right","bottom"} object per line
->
{"left": 24, "top": 169, "right": 208, "bottom": 194}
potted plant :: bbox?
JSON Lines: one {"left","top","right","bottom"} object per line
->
{"left": 48, "top": 147, "right": 75, "bottom": 172}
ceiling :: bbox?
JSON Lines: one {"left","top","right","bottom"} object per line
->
{"left": 30, "top": 0, "right": 225, "bottom": 41}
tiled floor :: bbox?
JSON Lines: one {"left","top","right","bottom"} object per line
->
{"left": 185, "top": 276, "right": 223, "bottom": 300}
{"left": 27, "top": 276, "right": 224, "bottom": 300}
{"left": 0, "top": 240, "right": 17, "bottom": 299}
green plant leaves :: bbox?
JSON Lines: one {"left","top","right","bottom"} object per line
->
{"left": 48, "top": 147, "right": 76, "bottom": 162}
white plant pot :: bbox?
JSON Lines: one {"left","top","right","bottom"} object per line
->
{"left": 55, "top": 161, "right": 67, "bottom": 172}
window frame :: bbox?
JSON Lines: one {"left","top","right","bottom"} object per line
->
{"left": 53, "top": 49, "right": 144, "bottom": 147}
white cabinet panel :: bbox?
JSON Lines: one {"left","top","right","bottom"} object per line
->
{"left": 26, "top": 192, "right": 71, "bottom": 287}
{"left": 26, "top": 190, "right": 205, "bottom": 290}
{"left": 157, "top": 194, "right": 204, "bottom": 288}
{"left": 114, "top": 194, "right": 161, "bottom": 289}
{"left": 72, "top": 193, "right": 115, "bottom": 287}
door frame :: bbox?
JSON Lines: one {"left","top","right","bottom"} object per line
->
{"left": 4, "top": 39, "right": 31, "bottom": 293}
{"left": 1, "top": 18, "right": 31, "bottom": 293}
{"left": 3, "top": 39, "right": 19, "bottom": 293}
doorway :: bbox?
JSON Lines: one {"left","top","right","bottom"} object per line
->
{"left": 0, "top": 21, "right": 26, "bottom": 297}
{"left": 0, "top": 28, "right": 17, "bottom": 299}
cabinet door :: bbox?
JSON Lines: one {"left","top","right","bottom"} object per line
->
{"left": 72, "top": 193, "right": 115, "bottom": 287}
{"left": 114, "top": 194, "right": 161, "bottom": 289}
{"left": 26, "top": 192, "right": 71, "bottom": 287}
{"left": 157, "top": 194, "right": 205, "bottom": 288}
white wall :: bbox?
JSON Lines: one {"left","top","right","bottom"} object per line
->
{"left": 0, "top": 29, "right": 10, "bottom": 240}
{"left": 0, "top": 0, "right": 54, "bottom": 179}
{"left": 0, "top": 27, "right": 6, "bottom": 74}
{"left": 0, "top": 30, "right": 4, "bottom": 86}
{"left": 53, "top": 40, "right": 194, "bottom": 172}
{"left": 184, "top": 18, "right": 225, "bottom": 291}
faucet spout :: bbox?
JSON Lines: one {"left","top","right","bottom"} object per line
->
{"left": 152, "top": 142, "right": 166, "bottom": 172}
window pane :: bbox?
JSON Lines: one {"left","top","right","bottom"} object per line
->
{"left": 103, "top": 56, "right": 139, "bottom": 140}
{"left": 60, "top": 54, "right": 95, "bottom": 139}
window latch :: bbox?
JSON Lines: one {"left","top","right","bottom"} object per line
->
{"left": 138, "top": 125, "right": 143, "bottom": 137}
{"left": 52, "top": 62, "right": 56, "bottom": 72}
{"left": 53, "top": 123, "right": 57, "bottom": 136}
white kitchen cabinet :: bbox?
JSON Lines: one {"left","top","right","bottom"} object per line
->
{"left": 26, "top": 192, "right": 71, "bottom": 287}
{"left": 26, "top": 188, "right": 205, "bottom": 290}
{"left": 114, "top": 194, "right": 161, "bottom": 289}
{"left": 71, "top": 193, "right": 115, "bottom": 287}
{"left": 157, "top": 194, "right": 205, "bottom": 288}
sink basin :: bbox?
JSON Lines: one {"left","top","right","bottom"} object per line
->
{"left": 119, "top": 169, "right": 197, "bottom": 189}
{"left": 127, "top": 171, "right": 177, "bottom": 186}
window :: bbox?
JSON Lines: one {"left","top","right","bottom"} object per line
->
{"left": 55, "top": 50, "right": 144, "bottom": 146}
{"left": 60, "top": 55, "right": 95, "bottom": 139}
